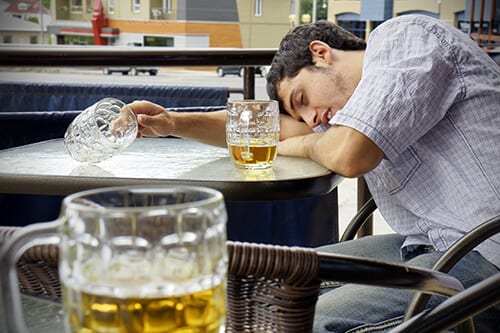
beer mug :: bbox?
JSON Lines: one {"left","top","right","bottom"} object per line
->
{"left": 226, "top": 99, "right": 280, "bottom": 169}
{"left": 0, "top": 185, "right": 227, "bottom": 333}
{"left": 64, "top": 97, "right": 138, "bottom": 163}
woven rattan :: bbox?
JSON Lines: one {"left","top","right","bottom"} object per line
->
{"left": 1, "top": 225, "right": 486, "bottom": 333}
{"left": 1, "top": 228, "right": 321, "bottom": 332}
{"left": 227, "top": 241, "right": 320, "bottom": 332}
{"left": 0, "top": 227, "right": 60, "bottom": 300}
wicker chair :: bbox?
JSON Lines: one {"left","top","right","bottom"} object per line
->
{"left": 0, "top": 225, "right": 476, "bottom": 333}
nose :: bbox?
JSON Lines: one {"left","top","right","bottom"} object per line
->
{"left": 300, "top": 109, "right": 320, "bottom": 128}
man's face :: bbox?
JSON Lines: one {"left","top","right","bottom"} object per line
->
{"left": 277, "top": 65, "right": 356, "bottom": 129}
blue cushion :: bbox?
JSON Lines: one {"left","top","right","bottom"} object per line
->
{"left": 0, "top": 82, "right": 228, "bottom": 112}
{"left": 0, "top": 107, "right": 224, "bottom": 150}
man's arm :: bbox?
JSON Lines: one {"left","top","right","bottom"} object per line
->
{"left": 128, "top": 100, "right": 227, "bottom": 147}
{"left": 170, "top": 109, "right": 228, "bottom": 147}
{"left": 278, "top": 124, "right": 383, "bottom": 177}
{"left": 128, "top": 100, "right": 312, "bottom": 148}
{"left": 174, "top": 110, "right": 313, "bottom": 146}
{"left": 279, "top": 113, "right": 312, "bottom": 140}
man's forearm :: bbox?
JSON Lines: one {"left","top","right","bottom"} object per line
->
{"left": 278, "top": 125, "right": 383, "bottom": 177}
{"left": 171, "top": 110, "right": 228, "bottom": 147}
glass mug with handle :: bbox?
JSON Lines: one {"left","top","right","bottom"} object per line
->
{"left": 226, "top": 99, "right": 280, "bottom": 170}
{"left": 64, "top": 97, "right": 138, "bottom": 163}
{"left": 0, "top": 185, "right": 228, "bottom": 333}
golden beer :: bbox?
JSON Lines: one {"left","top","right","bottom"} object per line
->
{"left": 226, "top": 100, "right": 280, "bottom": 169}
{"left": 228, "top": 144, "right": 277, "bottom": 168}
{"left": 64, "top": 283, "right": 226, "bottom": 333}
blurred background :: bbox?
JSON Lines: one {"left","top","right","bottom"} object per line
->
{"left": 0, "top": 0, "right": 497, "bottom": 53}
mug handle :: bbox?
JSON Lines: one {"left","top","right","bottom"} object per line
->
{"left": 0, "top": 220, "right": 61, "bottom": 333}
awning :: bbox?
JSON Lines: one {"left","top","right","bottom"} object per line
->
{"left": 47, "top": 24, "right": 119, "bottom": 38}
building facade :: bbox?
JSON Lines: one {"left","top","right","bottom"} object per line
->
{"left": 0, "top": 0, "right": 51, "bottom": 44}
{"left": 2, "top": 1, "right": 497, "bottom": 49}
{"left": 327, "top": 0, "right": 499, "bottom": 48}
{"left": 44, "top": 0, "right": 293, "bottom": 48}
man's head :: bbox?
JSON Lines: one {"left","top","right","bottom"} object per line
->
{"left": 266, "top": 20, "right": 366, "bottom": 128}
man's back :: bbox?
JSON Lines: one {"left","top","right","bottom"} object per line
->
{"left": 330, "top": 15, "right": 500, "bottom": 265}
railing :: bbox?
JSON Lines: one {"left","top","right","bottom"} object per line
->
{"left": 469, "top": 0, "right": 500, "bottom": 47}
{"left": 0, "top": 45, "right": 277, "bottom": 99}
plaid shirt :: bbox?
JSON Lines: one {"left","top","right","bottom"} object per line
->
{"left": 331, "top": 15, "right": 500, "bottom": 267}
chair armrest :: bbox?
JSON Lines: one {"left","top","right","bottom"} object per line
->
{"left": 340, "top": 197, "right": 377, "bottom": 242}
{"left": 405, "top": 214, "right": 500, "bottom": 319}
{"left": 317, "top": 251, "right": 464, "bottom": 298}
{"left": 391, "top": 273, "right": 500, "bottom": 333}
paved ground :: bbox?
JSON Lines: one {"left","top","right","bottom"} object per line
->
{"left": 337, "top": 178, "right": 394, "bottom": 237}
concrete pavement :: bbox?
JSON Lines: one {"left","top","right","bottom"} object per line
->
{"left": 337, "top": 177, "right": 394, "bottom": 237}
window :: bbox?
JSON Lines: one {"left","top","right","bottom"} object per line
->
{"left": 133, "top": 0, "right": 140, "bottom": 13}
{"left": 71, "top": 0, "right": 83, "bottom": 12}
{"left": 3, "top": 35, "right": 13, "bottom": 43}
{"left": 108, "top": 0, "right": 115, "bottom": 13}
{"left": 255, "top": 0, "right": 262, "bottom": 16}
{"left": 164, "top": 0, "right": 172, "bottom": 13}
{"left": 63, "top": 35, "right": 94, "bottom": 45}
{"left": 86, "top": 0, "right": 92, "bottom": 13}
{"left": 17, "top": 3, "right": 28, "bottom": 11}
{"left": 338, "top": 21, "right": 366, "bottom": 40}
{"left": 289, "top": 0, "right": 296, "bottom": 15}
{"left": 338, "top": 20, "right": 384, "bottom": 41}
{"left": 144, "top": 36, "right": 174, "bottom": 47}
{"left": 30, "top": 36, "right": 38, "bottom": 44}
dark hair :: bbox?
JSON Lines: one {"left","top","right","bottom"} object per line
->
{"left": 266, "top": 20, "right": 367, "bottom": 112}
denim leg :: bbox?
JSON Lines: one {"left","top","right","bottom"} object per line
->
{"left": 316, "top": 234, "right": 406, "bottom": 262}
{"left": 313, "top": 236, "right": 500, "bottom": 333}
{"left": 406, "top": 250, "right": 500, "bottom": 333}
{"left": 317, "top": 234, "right": 405, "bottom": 293}
{"left": 314, "top": 234, "right": 409, "bottom": 333}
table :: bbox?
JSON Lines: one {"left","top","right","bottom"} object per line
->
{"left": 22, "top": 294, "right": 63, "bottom": 333}
{"left": 0, "top": 138, "right": 340, "bottom": 200}
{"left": 0, "top": 293, "right": 64, "bottom": 333}
{"left": 0, "top": 138, "right": 343, "bottom": 246}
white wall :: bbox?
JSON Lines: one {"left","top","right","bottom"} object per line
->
{"left": 113, "top": 32, "right": 209, "bottom": 47}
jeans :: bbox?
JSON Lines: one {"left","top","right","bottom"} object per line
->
{"left": 313, "top": 234, "right": 500, "bottom": 333}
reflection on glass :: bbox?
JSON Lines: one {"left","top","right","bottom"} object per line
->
{"left": 231, "top": 168, "right": 276, "bottom": 181}
{"left": 69, "top": 164, "right": 115, "bottom": 177}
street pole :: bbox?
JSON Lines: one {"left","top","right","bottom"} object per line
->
{"left": 40, "top": 0, "right": 44, "bottom": 44}
{"left": 312, "top": 0, "right": 317, "bottom": 22}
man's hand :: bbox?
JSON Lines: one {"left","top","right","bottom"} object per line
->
{"left": 126, "top": 100, "right": 229, "bottom": 147}
{"left": 128, "top": 100, "right": 174, "bottom": 138}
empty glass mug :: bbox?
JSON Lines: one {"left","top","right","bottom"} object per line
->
{"left": 64, "top": 97, "right": 138, "bottom": 163}
{"left": 226, "top": 99, "right": 280, "bottom": 169}
{"left": 0, "top": 185, "right": 228, "bottom": 333}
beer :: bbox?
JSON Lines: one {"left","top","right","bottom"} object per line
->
{"left": 64, "top": 283, "right": 226, "bottom": 333}
{"left": 228, "top": 144, "right": 277, "bottom": 168}
{"left": 226, "top": 100, "right": 280, "bottom": 169}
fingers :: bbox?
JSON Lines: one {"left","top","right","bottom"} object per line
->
{"left": 126, "top": 100, "right": 175, "bottom": 138}
{"left": 137, "top": 114, "right": 155, "bottom": 128}
{"left": 137, "top": 116, "right": 157, "bottom": 137}
{"left": 128, "top": 100, "right": 165, "bottom": 116}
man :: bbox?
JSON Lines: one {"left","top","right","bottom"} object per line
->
{"left": 128, "top": 14, "right": 499, "bottom": 332}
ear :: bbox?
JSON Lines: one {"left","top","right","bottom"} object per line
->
{"left": 309, "top": 41, "right": 333, "bottom": 65}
